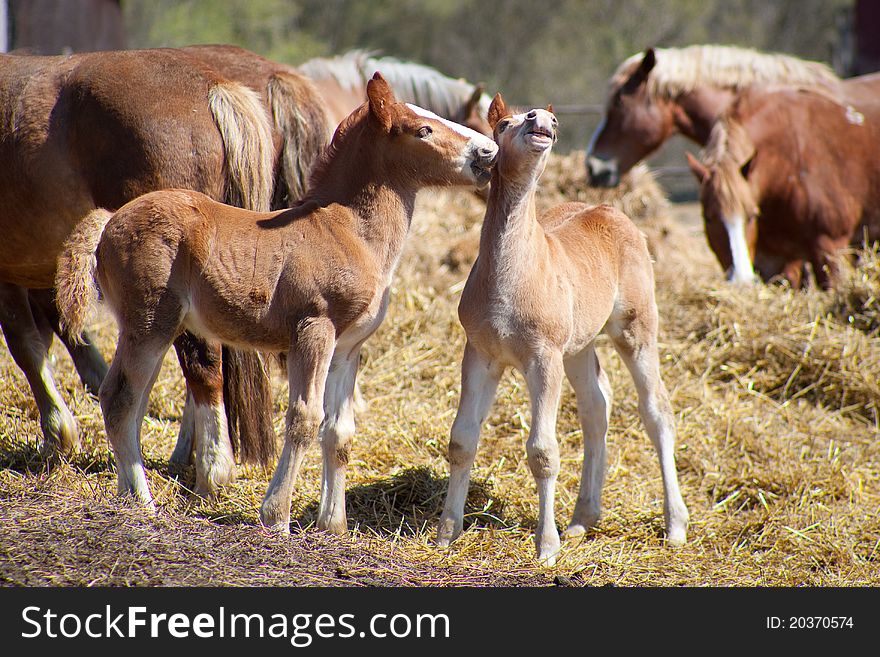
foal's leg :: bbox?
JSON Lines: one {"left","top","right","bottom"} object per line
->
{"left": 523, "top": 350, "right": 565, "bottom": 565}
{"left": 562, "top": 345, "right": 613, "bottom": 538}
{"left": 172, "top": 332, "right": 235, "bottom": 496}
{"left": 316, "top": 345, "right": 361, "bottom": 533}
{"left": 0, "top": 283, "right": 78, "bottom": 455}
{"left": 100, "top": 332, "right": 172, "bottom": 509}
{"left": 260, "top": 318, "right": 335, "bottom": 533}
{"left": 611, "top": 333, "right": 688, "bottom": 546}
{"left": 28, "top": 289, "right": 108, "bottom": 394}
{"left": 437, "top": 342, "right": 502, "bottom": 547}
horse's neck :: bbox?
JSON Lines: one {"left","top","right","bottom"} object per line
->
{"left": 479, "top": 171, "right": 544, "bottom": 281}
{"left": 673, "top": 87, "right": 736, "bottom": 145}
{"left": 310, "top": 163, "right": 416, "bottom": 278}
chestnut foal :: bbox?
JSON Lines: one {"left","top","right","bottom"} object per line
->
{"left": 57, "top": 73, "right": 498, "bottom": 531}
{"left": 438, "top": 95, "right": 689, "bottom": 564}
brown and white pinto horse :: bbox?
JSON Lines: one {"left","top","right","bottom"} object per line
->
{"left": 585, "top": 45, "right": 843, "bottom": 187}
{"left": 687, "top": 86, "right": 880, "bottom": 288}
{"left": 437, "top": 94, "right": 688, "bottom": 564}
{"left": 298, "top": 50, "right": 493, "bottom": 137}
{"left": 56, "top": 74, "right": 498, "bottom": 530}
{"left": 0, "top": 48, "right": 328, "bottom": 495}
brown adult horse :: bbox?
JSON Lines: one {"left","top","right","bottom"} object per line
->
{"left": 686, "top": 86, "right": 880, "bottom": 288}
{"left": 585, "top": 45, "right": 844, "bottom": 187}
{"left": 57, "top": 73, "right": 498, "bottom": 530}
{"left": 298, "top": 50, "right": 493, "bottom": 137}
{"left": 0, "top": 47, "right": 328, "bottom": 496}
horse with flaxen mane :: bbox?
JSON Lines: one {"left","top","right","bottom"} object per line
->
{"left": 585, "top": 44, "right": 853, "bottom": 187}
{"left": 298, "top": 50, "right": 493, "bottom": 137}
{"left": 686, "top": 85, "right": 880, "bottom": 289}
{"left": 0, "top": 47, "right": 329, "bottom": 496}
{"left": 437, "top": 94, "right": 688, "bottom": 564}
{"left": 56, "top": 73, "right": 498, "bottom": 530}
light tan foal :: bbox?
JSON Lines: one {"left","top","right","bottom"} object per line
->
{"left": 437, "top": 94, "right": 689, "bottom": 564}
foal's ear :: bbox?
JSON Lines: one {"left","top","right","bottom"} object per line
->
{"left": 488, "top": 92, "right": 509, "bottom": 130}
{"left": 367, "top": 72, "right": 395, "bottom": 132}
{"left": 546, "top": 103, "right": 554, "bottom": 114}
{"left": 686, "top": 151, "right": 709, "bottom": 184}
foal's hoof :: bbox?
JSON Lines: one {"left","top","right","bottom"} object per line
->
{"left": 436, "top": 516, "right": 461, "bottom": 548}
{"left": 666, "top": 528, "right": 687, "bottom": 548}
{"left": 562, "top": 524, "right": 587, "bottom": 540}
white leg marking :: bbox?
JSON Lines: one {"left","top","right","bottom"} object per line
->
{"left": 193, "top": 401, "right": 236, "bottom": 497}
{"left": 726, "top": 213, "right": 757, "bottom": 284}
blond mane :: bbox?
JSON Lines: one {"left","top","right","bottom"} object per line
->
{"left": 701, "top": 117, "right": 758, "bottom": 219}
{"left": 612, "top": 44, "right": 841, "bottom": 99}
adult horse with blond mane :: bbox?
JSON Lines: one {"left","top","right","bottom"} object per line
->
{"left": 437, "top": 95, "right": 688, "bottom": 564}
{"left": 686, "top": 85, "right": 880, "bottom": 288}
{"left": 56, "top": 73, "right": 498, "bottom": 532}
{"left": 298, "top": 50, "right": 492, "bottom": 137}
{"left": 585, "top": 44, "right": 852, "bottom": 187}
{"left": 0, "top": 47, "right": 329, "bottom": 495}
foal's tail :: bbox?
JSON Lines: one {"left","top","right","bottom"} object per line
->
{"left": 55, "top": 208, "right": 114, "bottom": 342}
{"left": 208, "top": 80, "right": 278, "bottom": 467}
{"left": 266, "top": 71, "right": 333, "bottom": 207}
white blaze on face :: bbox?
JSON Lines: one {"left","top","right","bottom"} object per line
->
{"left": 405, "top": 103, "right": 496, "bottom": 154}
{"left": 725, "top": 213, "right": 757, "bottom": 284}
{"left": 586, "top": 113, "right": 607, "bottom": 156}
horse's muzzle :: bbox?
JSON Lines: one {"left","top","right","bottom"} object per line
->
{"left": 586, "top": 155, "right": 619, "bottom": 188}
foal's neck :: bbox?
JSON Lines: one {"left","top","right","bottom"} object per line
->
{"left": 307, "top": 139, "right": 417, "bottom": 278}
{"left": 480, "top": 168, "right": 543, "bottom": 274}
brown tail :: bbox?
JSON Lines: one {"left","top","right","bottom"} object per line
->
{"left": 54, "top": 208, "right": 114, "bottom": 342}
{"left": 266, "top": 71, "right": 333, "bottom": 208}
{"left": 208, "top": 81, "right": 277, "bottom": 466}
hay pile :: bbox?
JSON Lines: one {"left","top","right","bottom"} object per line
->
{"left": 1, "top": 161, "right": 878, "bottom": 586}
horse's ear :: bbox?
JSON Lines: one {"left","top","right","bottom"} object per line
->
{"left": 686, "top": 151, "right": 709, "bottom": 184}
{"left": 546, "top": 103, "right": 554, "bottom": 114}
{"left": 466, "top": 83, "right": 485, "bottom": 113}
{"left": 367, "top": 72, "right": 395, "bottom": 132}
{"left": 488, "top": 92, "right": 509, "bottom": 130}
{"left": 624, "top": 47, "right": 656, "bottom": 93}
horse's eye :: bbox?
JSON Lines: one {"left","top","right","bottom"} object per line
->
{"left": 417, "top": 126, "right": 432, "bottom": 139}
{"left": 496, "top": 120, "right": 508, "bottom": 134}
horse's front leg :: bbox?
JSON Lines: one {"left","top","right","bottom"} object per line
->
{"left": 316, "top": 344, "right": 362, "bottom": 534}
{"left": 0, "top": 283, "right": 78, "bottom": 455}
{"left": 260, "top": 317, "right": 336, "bottom": 533}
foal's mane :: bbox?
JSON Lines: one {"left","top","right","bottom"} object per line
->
{"left": 612, "top": 44, "right": 841, "bottom": 99}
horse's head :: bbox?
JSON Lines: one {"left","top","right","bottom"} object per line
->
{"left": 362, "top": 73, "right": 498, "bottom": 189}
{"left": 586, "top": 48, "right": 673, "bottom": 187}
{"left": 687, "top": 128, "right": 759, "bottom": 284}
{"left": 487, "top": 93, "right": 558, "bottom": 185}
{"left": 454, "top": 83, "right": 494, "bottom": 138}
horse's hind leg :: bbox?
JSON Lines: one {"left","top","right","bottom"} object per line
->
{"left": 28, "top": 289, "right": 108, "bottom": 394}
{"left": 100, "top": 331, "right": 172, "bottom": 509}
{"left": 610, "top": 328, "right": 688, "bottom": 547}
{"left": 562, "top": 345, "right": 612, "bottom": 538}
{"left": 0, "top": 283, "right": 78, "bottom": 455}
{"left": 172, "top": 332, "right": 235, "bottom": 497}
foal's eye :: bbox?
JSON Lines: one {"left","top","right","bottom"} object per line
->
{"left": 417, "top": 126, "right": 432, "bottom": 139}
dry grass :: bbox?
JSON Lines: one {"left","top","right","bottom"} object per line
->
{"left": 2, "top": 154, "right": 878, "bottom": 587}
